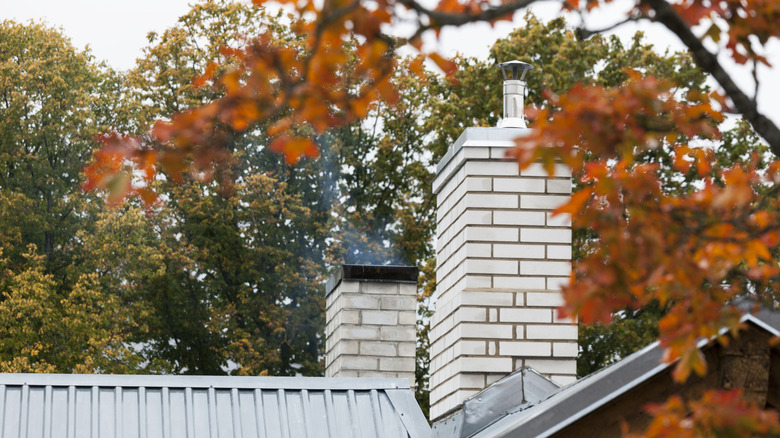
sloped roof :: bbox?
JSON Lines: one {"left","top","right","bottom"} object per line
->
{"left": 466, "top": 311, "right": 780, "bottom": 438}
{"left": 0, "top": 374, "right": 430, "bottom": 438}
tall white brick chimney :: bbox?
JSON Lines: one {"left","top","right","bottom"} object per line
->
{"left": 428, "top": 61, "right": 577, "bottom": 421}
{"left": 325, "top": 264, "right": 418, "bottom": 387}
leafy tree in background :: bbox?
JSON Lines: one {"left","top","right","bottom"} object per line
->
{"left": 123, "top": 2, "right": 331, "bottom": 375}
{"left": 0, "top": 21, "right": 150, "bottom": 373}
{"left": 125, "top": 1, "right": 438, "bottom": 377}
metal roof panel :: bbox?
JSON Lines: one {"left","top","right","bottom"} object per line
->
{"left": 0, "top": 374, "right": 430, "bottom": 438}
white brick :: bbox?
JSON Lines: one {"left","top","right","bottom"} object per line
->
{"left": 362, "top": 310, "right": 398, "bottom": 325}
{"left": 333, "top": 309, "right": 360, "bottom": 325}
{"left": 455, "top": 373, "right": 485, "bottom": 388}
{"left": 455, "top": 307, "right": 486, "bottom": 323}
{"left": 464, "top": 276, "right": 492, "bottom": 289}
{"left": 465, "top": 161, "right": 519, "bottom": 176}
{"left": 521, "top": 195, "right": 569, "bottom": 210}
{"left": 525, "top": 358, "right": 576, "bottom": 375}
{"left": 398, "top": 343, "right": 416, "bottom": 357}
{"left": 460, "top": 291, "right": 514, "bottom": 306}
{"left": 546, "top": 212, "right": 572, "bottom": 227}
{"left": 341, "top": 326, "right": 379, "bottom": 340}
{"left": 547, "top": 277, "right": 570, "bottom": 291}
{"left": 343, "top": 356, "right": 378, "bottom": 370}
{"left": 399, "top": 283, "right": 418, "bottom": 295}
{"left": 520, "top": 163, "right": 571, "bottom": 177}
{"left": 547, "top": 245, "right": 572, "bottom": 260}
{"left": 381, "top": 295, "right": 416, "bottom": 310}
{"left": 360, "top": 342, "right": 396, "bottom": 356}
{"left": 493, "top": 244, "right": 545, "bottom": 259}
{"left": 520, "top": 261, "right": 571, "bottom": 276}
{"left": 499, "top": 341, "right": 552, "bottom": 357}
{"left": 493, "top": 276, "right": 545, "bottom": 290}
{"left": 361, "top": 282, "right": 398, "bottom": 295}
{"left": 515, "top": 326, "right": 524, "bottom": 339}
{"left": 379, "top": 326, "right": 416, "bottom": 341}
{"left": 490, "top": 147, "right": 512, "bottom": 159}
{"left": 554, "top": 312, "right": 577, "bottom": 324}
{"left": 464, "top": 193, "right": 518, "bottom": 209}
{"left": 500, "top": 308, "right": 552, "bottom": 323}
{"left": 466, "top": 177, "right": 492, "bottom": 191}
{"left": 488, "top": 308, "right": 497, "bottom": 322}
{"left": 526, "top": 325, "right": 578, "bottom": 340}
{"left": 520, "top": 228, "right": 572, "bottom": 243}
{"left": 553, "top": 342, "right": 579, "bottom": 357}
{"left": 463, "top": 210, "right": 493, "bottom": 226}
{"left": 527, "top": 292, "right": 565, "bottom": 307}
{"left": 466, "top": 259, "right": 517, "bottom": 275}
{"left": 332, "top": 340, "right": 359, "bottom": 356}
{"left": 458, "top": 340, "right": 486, "bottom": 355}
{"left": 465, "top": 243, "right": 491, "bottom": 258}
{"left": 337, "top": 280, "right": 361, "bottom": 293}
{"left": 519, "top": 163, "right": 547, "bottom": 177}
{"left": 547, "top": 179, "right": 572, "bottom": 194}
{"left": 458, "top": 357, "right": 513, "bottom": 373}
{"left": 379, "top": 357, "right": 415, "bottom": 372}
{"left": 493, "top": 211, "right": 546, "bottom": 226}
{"left": 463, "top": 148, "right": 490, "bottom": 159}
{"left": 494, "top": 178, "right": 545, "bottom": 193}
{"left": 459, "top": 323, "right": 513, "bottom": 339}
{"left": 488, "top": 342, "right": 496, "bottom": 355}
{"left": 466, "top": 227, "right": 518, "bottom": 242}
{"left": 342, "top": 295, "right": 380, "bottom": 309}
{"left": 398, "top": 311, "right": 417, "bottom": 325}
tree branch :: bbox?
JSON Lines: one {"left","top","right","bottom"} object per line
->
{"left": 575, "top": 17, "right": 637, "bottom": 41}
{"left": 643, "top": 0, "right": 780, "bottom": 156}
{"left": 398, "top": 0, "right": 541, "bottom": 42}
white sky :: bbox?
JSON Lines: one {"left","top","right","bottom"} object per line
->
{"left": 2, "top": 0, "right": 778, "bottom": 128}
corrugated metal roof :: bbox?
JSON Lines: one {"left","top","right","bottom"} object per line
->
{"left": 0, "top": 374, "right": 430, "bottom": 438}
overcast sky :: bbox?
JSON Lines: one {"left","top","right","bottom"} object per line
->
{"left": 2, "top": 0, "right": 778, "bottom": 128}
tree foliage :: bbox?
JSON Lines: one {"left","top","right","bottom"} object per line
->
{"left": 120, "top": 1, "right": 438, "bottom": 378}
{"left": 0, "top": 20, "right": 148, "bottom": 373}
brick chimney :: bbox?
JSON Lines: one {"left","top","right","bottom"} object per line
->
{"left": 428, "top": 61, "right": 577, "bottom": 421}
{"left": 325, "top": 264, "right": 418, "bottom": 387}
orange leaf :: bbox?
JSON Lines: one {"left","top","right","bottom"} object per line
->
{"left": 429, "top": 52, "right": 457, "bottom": 76}
{"left": 269, "top": 136, "right": 320, "bottom": 165}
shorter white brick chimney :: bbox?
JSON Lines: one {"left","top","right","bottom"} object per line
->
{"left": 325, "top": 264, "right": 418, "bottom": 387}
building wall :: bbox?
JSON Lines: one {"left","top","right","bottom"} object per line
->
{"left": 429, "top": 127, "right": 577, "bottom": 420}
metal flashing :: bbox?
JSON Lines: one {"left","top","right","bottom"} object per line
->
{"left": 326, "top": 264, "right": 418, "bottom": 296}
{"left": 431, "top": 368, "right": 559, "bottom": 438}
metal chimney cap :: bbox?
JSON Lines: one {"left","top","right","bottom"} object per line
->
{"left": 498, "top": 60, "right": 534, "bottom": 80}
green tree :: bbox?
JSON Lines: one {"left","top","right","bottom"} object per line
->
{"left": 0, "top": 20, "right": 150, "bottom": 373}
{"left": 124, "top": 1, "right": 440, "bottom": 382}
